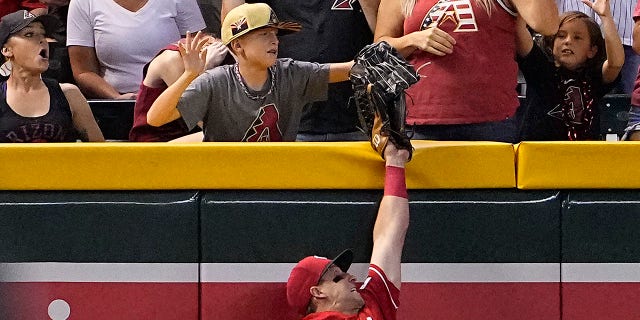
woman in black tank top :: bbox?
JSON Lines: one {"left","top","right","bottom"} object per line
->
{"left": 0, "top": 10, "right": 103, "bottom": 142}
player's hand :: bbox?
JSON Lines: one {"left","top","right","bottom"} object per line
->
{"left": 204, "top": 39, "right": 229, "bottom": 70}
{"left": 384, "top": 142, "right": 410, "bottom": 168}
{"left": 412, "top": 27, "right": 456, "bottom": 56}
{"left": 179, "top": 31, "right": 209, "bottom": 77}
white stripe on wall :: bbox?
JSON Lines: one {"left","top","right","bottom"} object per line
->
{"left": 201, "top": 263, "right": 295, "bottom": 282}
{"left": 2, "top": 263, "right": 640, "bottom": 283}
{"left": 199, "top": 263, "right": 560, "bottom": 283}
{"left": 402, "top": 263, "right": 559, "bottom": 283}
{"left": 0, "top": 263, "right": 198, "bottom": 282}
{"left": 563, "top": 263, "right": 640, "bottom": 282}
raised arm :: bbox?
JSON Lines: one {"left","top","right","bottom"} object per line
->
{"left": 510, "top": 0, "right": 559, "bottom": 36}
{"left": 374, "top": 0, "right": 455, "bottom": 58}
{"left": 60, "top": 83, "right": 105, "bottom": 142}
{"left": 515, "top": 16, "right": 535, "bottom": 58}
{"left": 584, "top": 0, "right": 624, "bottom": 83}
{"left": 369, "top": 143, "right": 410, "bottom": 289}
{"left": 148, "top": 39, "right": 228, "bottom": 88}
{"left": 144, "top": 50, "right": 186, "bottom": 89}
{"left": 147, "top": 32, "right": 209, "bottom": 127}
{"left": 68, "top": 46, "right": 135, "bottom": 99}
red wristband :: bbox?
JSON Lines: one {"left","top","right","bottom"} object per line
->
{"left": 384, "top": 166, "right": 407, "bottom": 199}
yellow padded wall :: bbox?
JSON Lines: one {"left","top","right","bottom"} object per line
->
{"left": 517, "top": 141, "right": 640, "bottom": 189}
{"left": 0, "top": 141, "right": 515, "bottom": 190}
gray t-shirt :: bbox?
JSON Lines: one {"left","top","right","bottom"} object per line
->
{"left": 177, "top": 58, "right": 330, "bottom": 141}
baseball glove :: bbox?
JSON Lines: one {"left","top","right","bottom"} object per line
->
{"left": 350, "top": 41, "right": 419, "bottom": 160}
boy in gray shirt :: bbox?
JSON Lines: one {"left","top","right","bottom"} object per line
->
{"left": 147, "top": 3, "right": 354, "bottom": 141}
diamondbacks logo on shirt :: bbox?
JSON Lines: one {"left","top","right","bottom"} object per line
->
{"left": 548, "top": 77, "right": 596, "bottom": 140}
{"left": 332, "top": 0, "right": 354, "bottom": 10}
{"left": 548, "top": 86, "right": 585, "bottom": 124}
{"left": 420, "top": 0, "right": 478, "bottom": 32}
{"left": 243, "top": 104, "right": 283, "bottom": 142}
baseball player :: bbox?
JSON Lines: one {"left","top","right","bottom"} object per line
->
{"left": 146, "top": 3, "right": 354, "bottom": 142}
{"left": 286, "top": 142, "right": 410, "bottom": 319}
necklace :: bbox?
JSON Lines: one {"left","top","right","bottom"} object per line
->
{"left": 234, "top": 63, "right": 276, "bottom": 101}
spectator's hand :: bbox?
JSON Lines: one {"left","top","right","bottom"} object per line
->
{"left": 582, "top": 0, "right": 611, "bottom": 17}
{"left": 179, "top": 31, "right": 209, "bottom": 77}
{"left": 204, "top": 39, "right": 229, "bottom": 70}
{"left": 412, "top": 27, "right": 456, "bottom": 56}
{"left": 116, "top": 92, "right": 137, "bottom": 100}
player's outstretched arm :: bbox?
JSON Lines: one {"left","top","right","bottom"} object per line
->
{"left": 369, "top": 143, "right": 410, "bottom": 289}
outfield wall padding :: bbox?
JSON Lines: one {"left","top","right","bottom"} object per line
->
{"left": 1, "top": 142, "right": 639, "bottom": 320}
{"left": 561, "top": 191, "right": 640, "bottom": 320}
{"left": 0, "top": 141, "right": 516, "bottom": 190}
{"left": 200, "top": 190, "right": 562, "bottom": 320}
{"left": 517, "top": 141, "right": 640, "bottom": 189}
{"left": 0, "top": 191, "right": 200, "bottom": 320}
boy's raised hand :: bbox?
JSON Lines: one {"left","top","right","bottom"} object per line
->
{"left": 582, "top": 0, "right": 611, "bottom": 17}
{"left": 179, "top": 31, "right": 210, "bottom": 77}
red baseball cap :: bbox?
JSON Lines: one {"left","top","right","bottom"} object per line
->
{"left": 286, "top": 249, "right": 353, "bottom": 316}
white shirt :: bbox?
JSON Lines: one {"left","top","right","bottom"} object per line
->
{"left": 67, "top": 0, "right": 206, "bottom": 94}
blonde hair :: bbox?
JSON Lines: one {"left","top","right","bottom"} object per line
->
{"left": 402, "top": 0, "right": 494, "bottom": 17}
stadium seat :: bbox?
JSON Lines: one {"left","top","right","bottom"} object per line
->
{"left": 42, "top": 42, "right": 75, "bottom": 85}
{"left": 88, "top": 99, "right": 135, "bottom": 141}
{"left": 599, "top": 94, "right": 630, "bottom": 139}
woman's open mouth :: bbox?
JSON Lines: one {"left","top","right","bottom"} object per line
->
{"left": 38, "top": 49, "right": 49, "bottom": 59}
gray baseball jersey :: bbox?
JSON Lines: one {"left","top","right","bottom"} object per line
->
{"left": 177, "top": 58, "right": 330, "bottom": 141}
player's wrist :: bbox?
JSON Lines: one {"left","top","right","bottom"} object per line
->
{"left": 384, "top": 166, "right": 408, "bottom": 198}
{"left": 385, "top": 157, "right": 407, "bottom": 168}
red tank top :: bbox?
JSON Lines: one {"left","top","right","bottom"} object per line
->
{"left": 129, "top": 43, "right": 196, "bottom": 142}
{"left": 403, "top": 0, "right": 519, "bottom": 125}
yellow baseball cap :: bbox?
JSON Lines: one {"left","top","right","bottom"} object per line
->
{"left": 221, "top": 3, "right": 301, "bottom": 45}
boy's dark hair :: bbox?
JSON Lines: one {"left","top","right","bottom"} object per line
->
{"left": 542, "top": 11, "right": 606, "bottom": 70}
